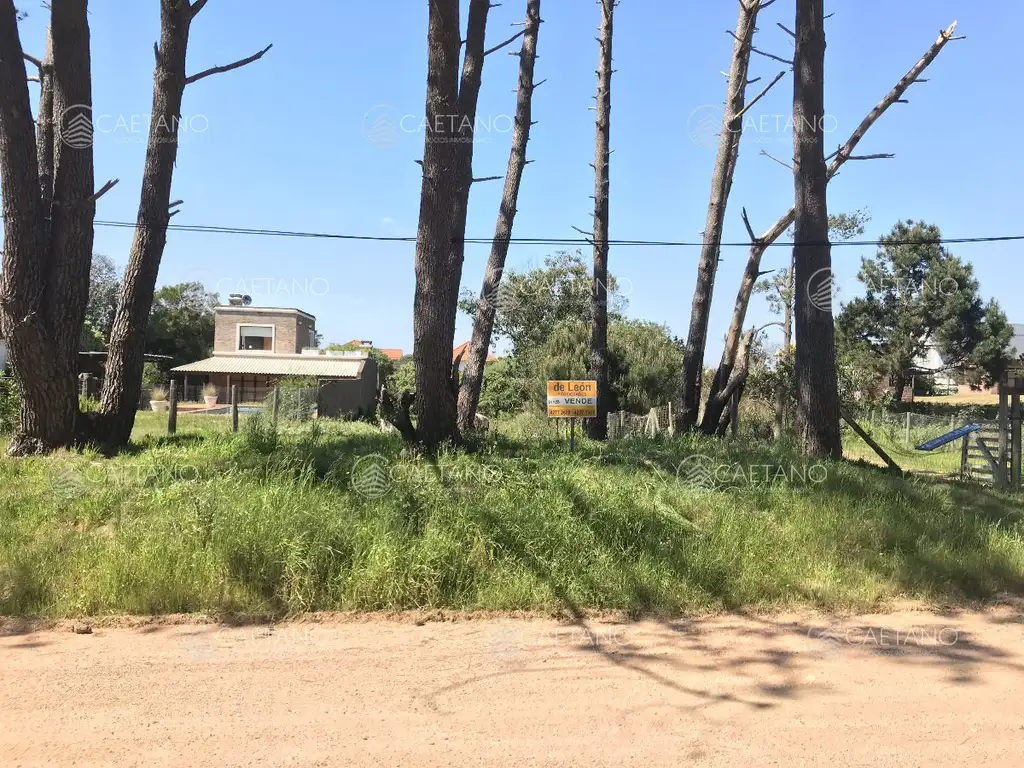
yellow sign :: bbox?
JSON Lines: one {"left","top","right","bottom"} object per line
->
{"left": 547, "top": 380, "right": 597, "bottom": 418}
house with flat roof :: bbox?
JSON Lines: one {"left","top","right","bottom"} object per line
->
{"left": 172, "top": 300, "right": 378, "bottom": 417}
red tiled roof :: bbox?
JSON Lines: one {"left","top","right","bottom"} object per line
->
{"left": 453, "top": 341, "right": 497, "bottom": 362}
{"left": 345, "top": 340, "right": 403, "bottom": 361}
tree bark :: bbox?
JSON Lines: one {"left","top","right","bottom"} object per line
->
{"left": 99, "top": 0, "right": 270, "bottom": 446}
{"left": 677, "top": 0, "right": 767, "bottom": 433}
{"left": 457, "top": 0, "right": 541, "bottom": 433}
{"left": 773, "top": 255, "right": 794, "bottom": 438}
{"left": 792, "top": 0, "right": 841, "bottom": 459}
{"left": 701, "top": 21, "right": 961, "bottom": 436}
{"left": 412, "top": 0, "right": 473, "bottom": 450}
{"left": 586, "top": 0, "right": 614, "bottom": 441}
{"left": 98, "top": 0, "right": 190, "bottom": 445}
{"left": 0, "top": 0, "right": 94, "bottom": 455}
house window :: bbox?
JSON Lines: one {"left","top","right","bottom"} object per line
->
{"left": 239, "top": 324, "right": 274, "bottom": 351}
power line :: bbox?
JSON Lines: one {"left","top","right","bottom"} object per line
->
{"left": 72, "top": 218, "right": 1024, "bottom": 249}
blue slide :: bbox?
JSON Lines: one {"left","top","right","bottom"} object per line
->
{"left": 915, "top": 424, "right": 981, "bottom": 452}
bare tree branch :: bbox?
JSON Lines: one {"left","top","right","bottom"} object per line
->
{"left": 184, "top": 43, "right": 273, "bottom": 86}
{"left": 484, "top": 28, "right": 525, "bottom": 56}
{"left": 190, "top": 0, "right": 209, "bottom": 18}
{"left": 741, "top": 207, "right": 758, "bottom": 244}
{"left": 89, "top": 178, "right": 120, "bottom": 204}
{"left": 728, "top": 31, "right": 794, "bottom": 65}
{"left": 471, "top": 175, "right": 503, "bottom": 183}
{"left": 22, "top": 51, "right": 41, "bottom": 68}
{"left": 777, "top": 22, "right": 796, "bottom": 38}
{"left": 848, "top": 153, "right": 894, "bottom": 160}
{"left": 751, "top": 45, "right": 793, "bottom": 66}
{"left": 731, "top": 69, "right": 786, "bottom": 123}
{"left": 759, "top": 149, "right": 793, "bottom": 169}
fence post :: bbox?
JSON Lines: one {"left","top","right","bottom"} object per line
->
{"left": 272, "top": 386, "right": 281, "bottom": 427}
{"left": 231, "top": 384, "right": 239, "bottom": 433}
{"left": 1012, "top": 393, "right": 1022, "bottom": 492}
{"left": 905, "top": 412, "right": 911, "bottom": 446}
{"left": 168, "top": 380, "right": 178, "bottom": 435}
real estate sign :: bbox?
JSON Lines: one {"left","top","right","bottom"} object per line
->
{"left": 547, "top": 380, "right": 597, "bottom": 418}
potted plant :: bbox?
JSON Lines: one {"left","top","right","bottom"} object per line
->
{"left": 202, "top": 384, "right": 219, "bottom": 409}
{"left": 149, "top": 386, "right": 169, "bottom": 412}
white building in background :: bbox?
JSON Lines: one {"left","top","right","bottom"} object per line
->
{"left": 0, "top": 337, "right": 7, "bottom": 372}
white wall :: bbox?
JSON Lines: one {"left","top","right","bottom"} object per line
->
{"left": 0, "top": 339, "right": 7, "bottom": 372}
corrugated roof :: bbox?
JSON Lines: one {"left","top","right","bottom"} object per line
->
{"left": 172, "top": 355, "right": 365, "bottom": 378}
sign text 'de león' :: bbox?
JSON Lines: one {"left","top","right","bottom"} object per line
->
{"left": 547, "top": 380, "right": 597, "bottom": 418}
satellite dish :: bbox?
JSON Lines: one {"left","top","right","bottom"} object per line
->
{"left": 242, "top": 295, "right": 252, "bottom": 306}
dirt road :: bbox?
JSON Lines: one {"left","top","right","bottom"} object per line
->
{"left": 2, "top": 606, "right": 1023, "bottom": 767}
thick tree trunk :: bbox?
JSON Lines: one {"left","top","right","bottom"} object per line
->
{"left": 701, "top": 21, "right": 961, "bottom": 437}
{"left": 678, "top": 0, "right": 765, "bottom": 432}
{"left": 457, "top": 0, "right": 541, "bottom": 433}
{"left": 99, "top": 0, "right": 270, "bottom": 447}
{"left": 0, "top": 0, "right": 93, "bottom": 455}
{"left": 413, "top": 0, "right": 470, "bottom": 449}
{"left": 792, "top": 0, "right": 841, "bottom": 459}
{"left": 586, "top": 0, "right": 613, "bottom": 441}
{"left": 98, "top": 0, "right": 190, "bottom": 446}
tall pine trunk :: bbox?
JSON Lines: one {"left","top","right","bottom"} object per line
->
{"left": 99, "top": 0, "right": 270, "bottom": 446}
{"left": 586, "top": 0, "right": 613, "bottom": 441}
{"left": 457, "top": 0, "right": 542, "bottom": 433}
{"left": 792, "top": 0, "right": 841, "bottom": 459}
{"left": 0, "top": 0, "right": 95, "bottom": 455}
{"left": 678, "top": 0, "right": 766, "bottom": 432}
{"left": 99, "top": 0, "right": 189, "bottom": 445}
{"left": 412, "top": 0, "right": 474, "bottom": 449}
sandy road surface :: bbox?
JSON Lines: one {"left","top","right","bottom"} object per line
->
{"left": 2, "top": 606, "right": 1023, "bottom": 767}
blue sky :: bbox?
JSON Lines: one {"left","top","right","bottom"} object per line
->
{"left": 13, "top": 0, "right": 1024, "bottom": 360}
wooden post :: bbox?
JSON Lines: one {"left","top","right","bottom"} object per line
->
{"left": 730, "top": 393, "right": 739, "bottom": 437}
{"left": 841, "top": 409, "right": 902, "bottom": 473}
{"left": 1012, "top": 393, "right": 1022, "bottom": 492}
{"left": 667, "top": 401, "right": 673, "bottom": 437}
{"left": 999, "top": 390, "right": 1009, "bottom": 482}
{"left": 168, "top": 380, "right": 178, "bottom": 435}
{"left": 569, "top": 417, "right": 576, "bottom": 451}
{"left": 272, "top": 386, "right": 281, "bottom": 427}
{"left": 904, "top": 412, "right": 911, "bottom": 446}
{"left": 960, "top": 433, "right": 970, "bottom": 480}
{"left": 231, "top": 384, "right": 239, "bottom": 433}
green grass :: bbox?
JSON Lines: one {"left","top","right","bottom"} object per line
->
{"left": 1, "top": 411, "right": 1022, "bottom": 617}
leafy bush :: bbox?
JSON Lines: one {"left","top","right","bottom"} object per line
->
{"left": 0, "top": 374, "right": 20, "bottom": 436}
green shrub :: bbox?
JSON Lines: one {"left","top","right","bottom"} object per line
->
{"left": 0, "top": 373, "right": 20, "bottom": 435}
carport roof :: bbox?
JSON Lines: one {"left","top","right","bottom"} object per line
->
{"left": 172, "top": 354, "right": 365, "bottom": 378}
